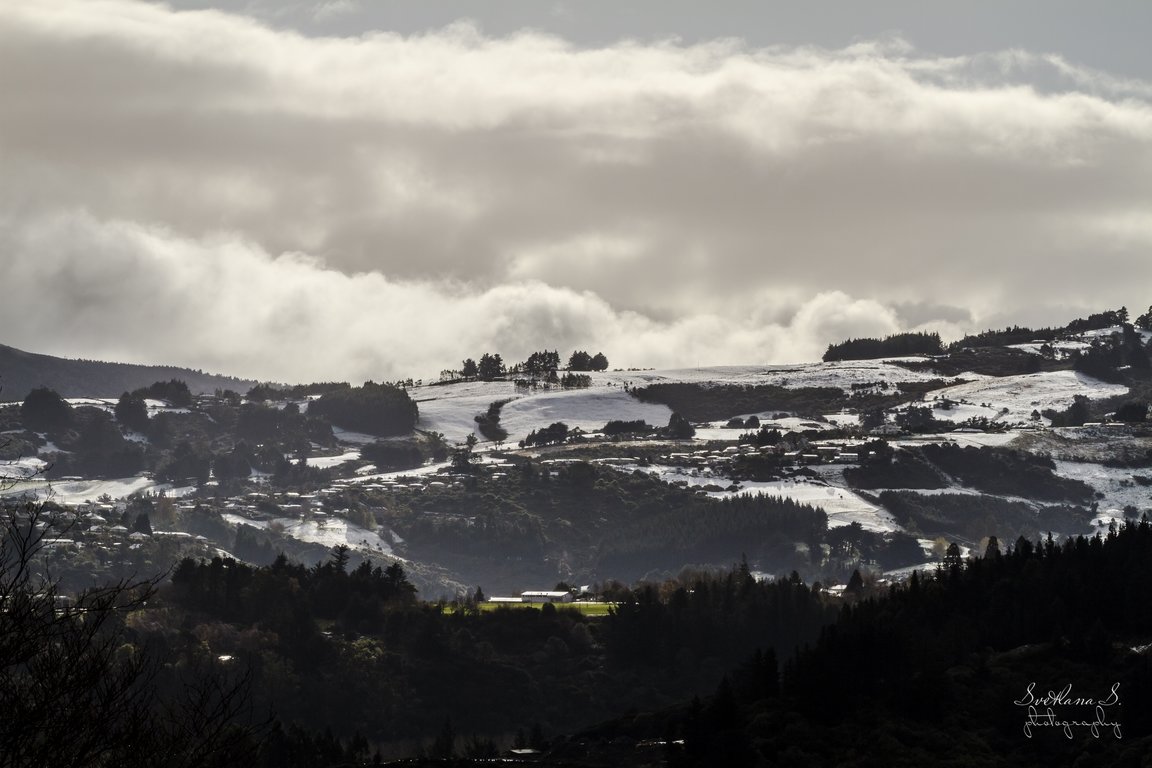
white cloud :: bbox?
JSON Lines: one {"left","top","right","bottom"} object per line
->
{"left": 0, "top": 212, "right": 904, "bottom": 381}
{"left": 1, "top": 1, "right": 1151, "bottom": 380}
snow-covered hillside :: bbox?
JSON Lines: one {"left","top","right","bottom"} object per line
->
{"left": 5, "top": 354, "right": 1147, "bottom": 591}
{"left": 410, "top": 358, "right": 984, "bottom": 446}
{"left": 929, "top": 370, "right": 1127, "bottom": 424}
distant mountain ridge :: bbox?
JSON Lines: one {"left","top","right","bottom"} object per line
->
{"left": 0, "top": 342, "right": 256, "bottom": 402}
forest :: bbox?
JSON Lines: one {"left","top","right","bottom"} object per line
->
{"left": 9, "top": 495, "right": 1152, "bottom": 766}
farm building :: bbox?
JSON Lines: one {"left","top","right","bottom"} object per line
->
{"left": 521, "top": 591, "right": 573, "bottom": 604}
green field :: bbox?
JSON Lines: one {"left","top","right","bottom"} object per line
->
{"left": 479, "top": 601, "right": 616, "bottom": 616}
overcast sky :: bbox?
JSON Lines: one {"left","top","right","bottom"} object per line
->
{"left": 3, "top": 1, "right": 1151, "bottom": 384}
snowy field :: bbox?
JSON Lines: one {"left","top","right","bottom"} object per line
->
{"left": 593, "top": 360, "right": 977, "bottom": 391}
{"left": 412, "top": 379, "right": 673, "bottom": 445}
{"left": 715, "top": 477, "right": 901, "bottom": 533}
{"left": 618, "top": 463, "right": 901, "bottom": 533}
{"left": 499, "top": 387, "right": 673, "bottom": 444}
{"left": 405, "top": 359, "right": 980, "bottom": 447}
{"left": 221, "top": 513, "right": 395, "bottom": 556}
{"left": 305, "top": 450, "right": 362, "bottom": 469}
{"left": 928, "top": 371, "right": 1128, "bottom": 422}
{"left": 1053, "top": 460, "right": 1152, "bottom": 518}
{"left": 0, "top": 456, "right": 49, "bottom": 479}
{"left": 694, "top": 415, "right": 843, "bottom": 443}
{"left": 413, "top": 380, "right": 521, "bottom": 444}
{"left": 893, "top": 431, "right": 1022, "bottom": 449}
{"left": 1, "top": 475, "right": 197, "bottom": 504}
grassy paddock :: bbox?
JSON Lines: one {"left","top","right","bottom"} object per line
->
{"left": 479, "top": 601, "right": 616, "bottom": 617}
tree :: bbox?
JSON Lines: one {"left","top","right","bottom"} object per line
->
{"left": 520, "top": 422, "right": 570, "bottom": 448}
{"left": 461, "top": 358, "right": 478, "bottom": 379}
{"left": 567, "top": 350, "right": 592, "bottom": 371}
{"left": 859, "top": 408, "right": 887, "bottom": 432}
{"left": 943, "top": 542, "right": 963, "bottom": 570}
{"left": 844, "top": 569, "right": 864, "bottom": 597}
{"left": 308, "top": 382, "right": 418, "bottom": 436}
{"left": 665, "top": 412, "right": 695, "bottom": 439}
{"left": 522, "top": 350, "right": 560, "bottom": 378}
{"left": 590, "top": 352, "right": 609, "bottom": 371}
{"left": 330, "top": 544, "right": 351, "bottom": 573}
{"left": 132, "top": 512, "right": 153, "bottom": 536}
{"left": 983, "top": 535, "right": 1001, "bottom": 559}
{"left": 115, "top": 391, "right": 150, "bottom": 433}
{"left": 139, "top": 379, "right": 193, "bottom": 408}
{"left": 1067, "top": 394, "right": 1091, "bottom": 427}
{"left": 20, "top": 387, "right": 72, "bottom": 433}
{"left": 1136, "top": 305, "right": 1152, "bottom": 332}
{"left": 895, "top": 404, "right": 938, "bottom": 433}
{"left": 0, "top": 503, "right": 262, "bottom": 766}
{"left": 477, "top": 353, "right": 505, "bottom": 381}
{"left": 1114, "top": 401, "right": 1148, "bottom": 423}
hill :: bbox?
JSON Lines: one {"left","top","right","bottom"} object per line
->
{"left": 0, "top": 342, "right": 255, "bottom": 401}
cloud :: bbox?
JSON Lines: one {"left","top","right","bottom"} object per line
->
{"left": 0, "top": 212, "right": 902, "bottom": 382}
{"left": 1, "top": 1, "right": 1151, "bottom": 379}
{"left": 310, "top": 1, "right": 360, "bottom": 23}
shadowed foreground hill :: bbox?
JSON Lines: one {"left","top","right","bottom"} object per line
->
{"left": 0, "top": 342, "right": 255, "bottom": 401}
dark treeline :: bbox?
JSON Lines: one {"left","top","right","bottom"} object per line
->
{"left": 843, "top": 445, "right": 948, "bottom": 489}
{"left": 598, "top": 495, "right": 827, "bottom": 576}
{"left": 919, "top": 443, "right": 1094, "bottom": 503}
{"left": 602, "top": 419, "right": 654, "bottom": 437}
{"left": 951, "top": 324, "right": 1062, "bottom": 349}
{"left": 450, "top": 349, "right": 608, "bottom": 383}
{"left": 1066, "top": 307, "right": 1131, "bottom": 333}
{"left": 1069, "top": 323, "right": 1152, "bottom": 384}
{"left": 306, "top": 381, "right": 418, "bottom": 436}
{"left": 8, "top": 382, "right": 341, "bottom": 487}
{"left": 360, "top": 437, "right": 444, "bottom": 471}
{"left": 154, "top": 549, "right": 851, "bottom": 761}
{"left": 775, "top": 523, "right": 1152, "bottom": 762}
{"left": 631, "top": 383, "right": 854, "bottom": 423}
{"left": 378, "top": 458, "right": 926, "bottom": 588}
{"left": 604, "top": 564, "right": 838, "bottom": 674}
{"left": 572, "top": 522, "right": 1152, "bottom": 767}
{"left": 246, "top": 381, "right": 351, "bottom": 401}
{"left": 822, "top": 332, "right": 944, "bottom": 362}
{"left": 846, "top": 444, "right": 1094, "bottom": 504}
{"left": 520, "top": 421, "right": 571, "bottom": 448}
{"left": 878, "top": 490, "right": 1086, "bottom": 544}
{"left": 134, "top": 378, "right": 194, "bottom": 407}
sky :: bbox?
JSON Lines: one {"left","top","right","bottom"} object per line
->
{"left": 2, "top": 1, "right": 1151, "bottom": 384}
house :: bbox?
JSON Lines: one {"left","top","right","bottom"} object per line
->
{"left": 521, "top": 591, "right": 573, "bottom": 604}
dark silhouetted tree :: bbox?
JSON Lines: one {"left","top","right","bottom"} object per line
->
{"left": 20, "top": 387, "right": 72, "bottom": 433}
{"left": 567, "top": 350, "right": 593, "bottom": 371}
{"left": 115, "top": 391, "right": 150, "bottom": 432}
{"left": 665, "top": 412, "right": 695, "bottom": 439}
{"left": 477, "top": 353, "right": 505, "bottom": 381}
